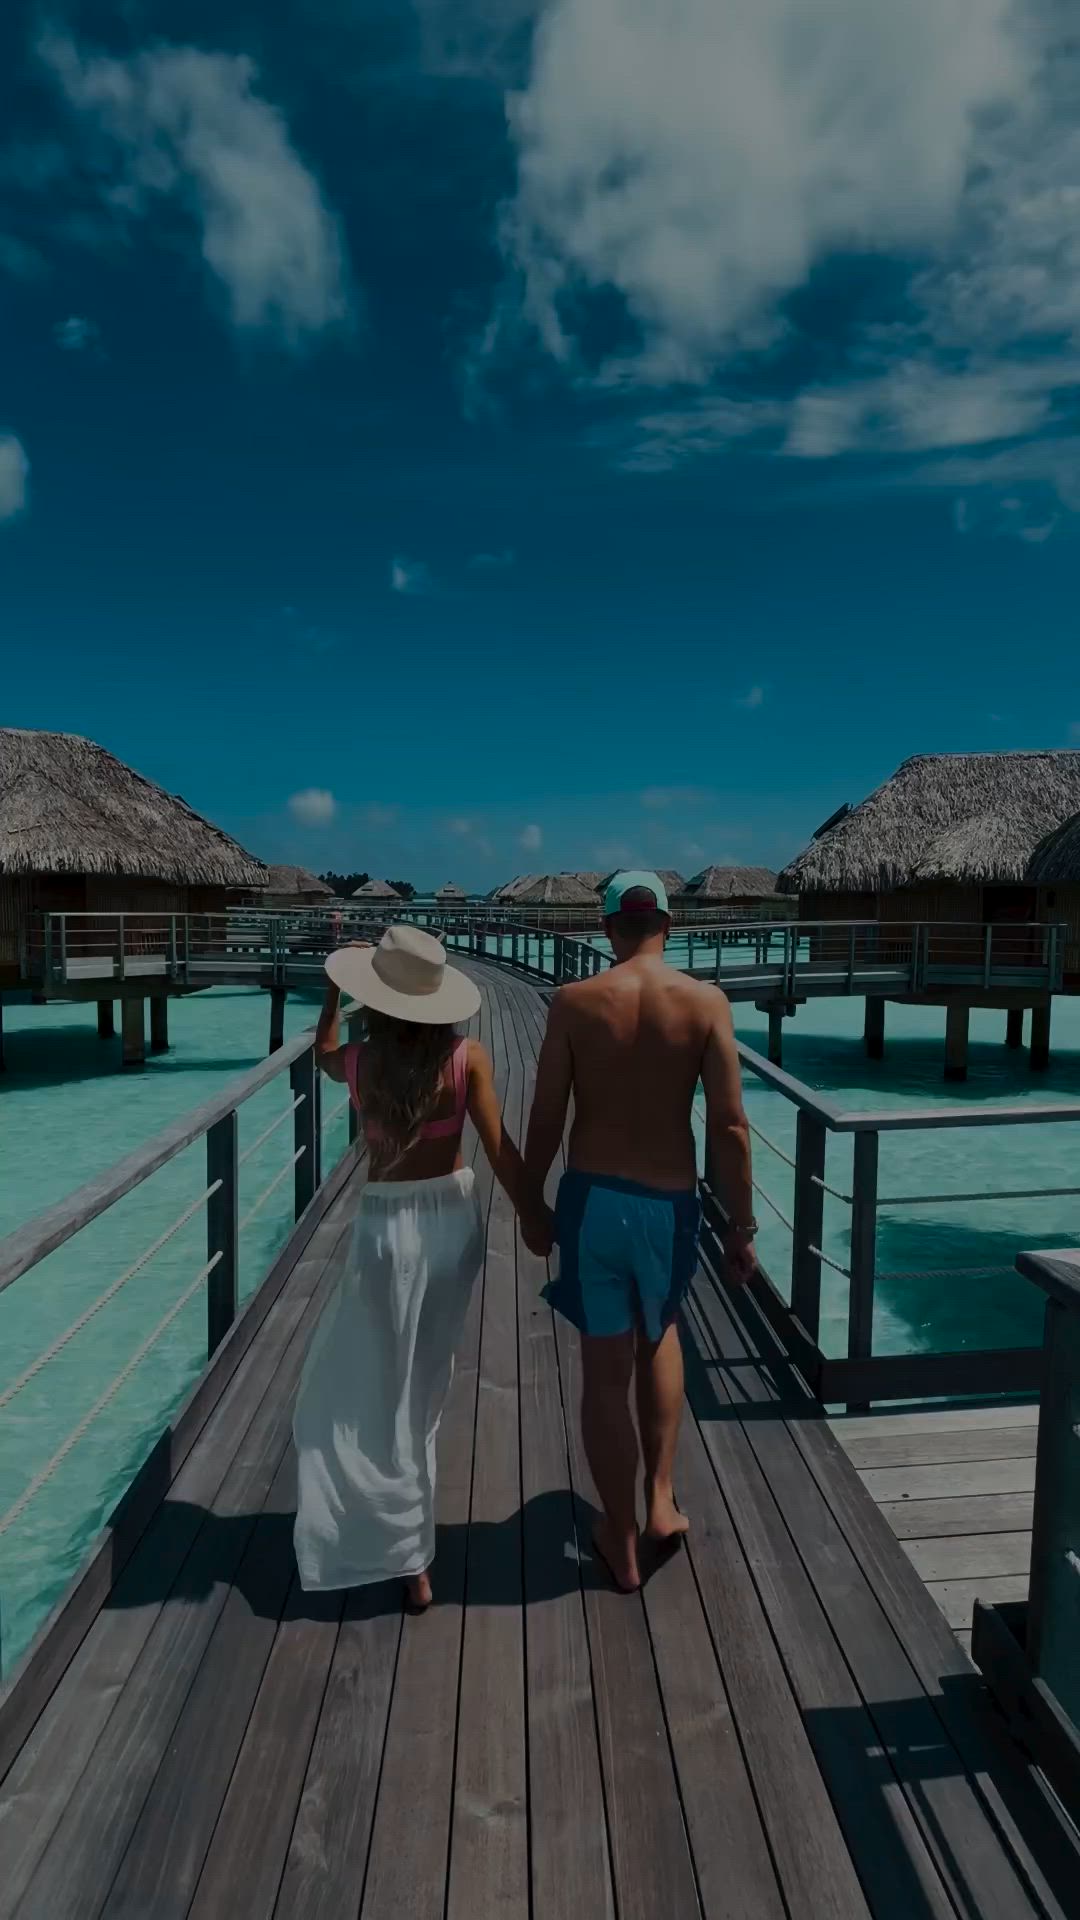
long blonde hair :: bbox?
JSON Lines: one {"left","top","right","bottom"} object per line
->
{"left": 363, "top": 1010, "right": 458, "bottom": 1167}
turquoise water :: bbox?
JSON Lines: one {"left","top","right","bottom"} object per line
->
{"left": 3, "top": 955, "right": 1080, "bottom": 1673}
{"left": 0, "top": 985, "right": 348, "bottom": 1676}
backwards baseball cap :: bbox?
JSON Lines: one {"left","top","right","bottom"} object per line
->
{"left": 602, "top": 869, "right": 670, "bottom": 917}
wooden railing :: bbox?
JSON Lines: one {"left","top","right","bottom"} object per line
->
{"left": 0, "top": 1025, "right": 358, "bottom": 1678}
{"left": 972, "top": 1248, "right": 1080, "bottom": 1828}
{"left": 26, "top": 910, "right": 1067, "bottom": 998}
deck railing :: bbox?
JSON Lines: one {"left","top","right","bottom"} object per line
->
{"left": 471, "top": 929, "right": 1080, "bottom": 1407}
{"left": 24, "top": 910, "right": 1067, "bottom": 998}
{"left": 0, "top": 1027, "right": 357, "bottom": 1677}
{"left": 972, "top": 1248, "right": 1080, "bottom": 1828}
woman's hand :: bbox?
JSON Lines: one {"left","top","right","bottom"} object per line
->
{"left": 520, "top": 1199, "right": 556, "bottom": 1259}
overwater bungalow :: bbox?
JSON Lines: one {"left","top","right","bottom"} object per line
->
{"left": 435, "top": 881, "right": 468, "bottom": 905}
{"left": 351, "top": 878, "right": 403, "bottom": 902}
{"left": 258, "top": 864, "right": 335, "bottom": 908}
{"left": 506, "top": 873, "right": 600, "bottom": 907}
{"left": 0, "top": 728, "right": 266, "bottom": 1060}
{"left": 778, "top": 750, "right": 1080, "bottom": 977}
{"left": 674, "top": 864, "right": 780, "bottom": 910}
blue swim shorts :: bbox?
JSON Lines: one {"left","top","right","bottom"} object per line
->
{"left": 543, "top": 1170, "right": 701, "bottom": 1341}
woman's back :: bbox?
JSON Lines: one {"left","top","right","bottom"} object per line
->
{"left": 345, "top": 1034, "right": 470, "bottom": 1181}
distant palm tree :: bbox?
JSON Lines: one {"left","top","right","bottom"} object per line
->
{"left": 319, "top": 870, "right": 369, "bottom": 895}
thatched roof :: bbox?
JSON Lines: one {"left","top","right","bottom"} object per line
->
{"left": 1028, "top": 812, "right": 1080, "bottom": 884}
{"left": 502, "top": 872, "right": 600, "bottom": 905}
{"left": 677, "top": 865, "right": 779, "bottom": 901}
{"left": 0, "top": 727, "right": 267, "bottom": 886}
{"left": 352, "top": 877, "right": 402, "bottom": 899}
{"left": 263, "top": 864, "right": 334, "bottom": 899}
{"left": 598, "top": 868, "right": 686, "bottom": 898}
{"left": 573, "top": 870, "right": 605, "bottom": 892}
{"left": 779, "top": 752, "right": 1080, "bottom": 893}
{"left": 436, "top": 881, "right": 467, "bottom": 901}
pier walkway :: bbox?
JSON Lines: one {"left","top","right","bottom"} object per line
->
{"left": 1, "top": 964, "right": 1077, "bottom": 1918}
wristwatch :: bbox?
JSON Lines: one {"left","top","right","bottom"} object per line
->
{"left": 727, "top": 1217, "right": 759, "bottom": 1239}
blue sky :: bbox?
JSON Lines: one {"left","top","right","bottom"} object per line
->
{"left": 3, "top": 0, "right": 1080, "bottom": 889}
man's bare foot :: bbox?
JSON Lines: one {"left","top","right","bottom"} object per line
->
{"left": 644, "top": 1484, "right": 690, "bottom": 1545}
{"left": 404, "top": 1569, "right": 432, "bottom": 1611}
{"left": 591, "top": 1516, "right": 641, "bottom": 1593}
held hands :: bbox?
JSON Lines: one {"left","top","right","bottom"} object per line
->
{"left": 520, "top": 1200, "right": 556, "bottom": 1260}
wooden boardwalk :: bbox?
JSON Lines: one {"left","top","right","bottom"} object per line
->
{"left": 0, "top": 963, "right": 1077, "bottom": 1919}
{"left": 830, "top": 1405, "right": 1037, "bottom": 1655}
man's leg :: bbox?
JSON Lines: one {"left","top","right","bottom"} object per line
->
{"left": 636, "top": 1323, "right": 689, "bottom": 1542}
{"left": 580, "top": 1331, "right": 640, "bottom": 1591}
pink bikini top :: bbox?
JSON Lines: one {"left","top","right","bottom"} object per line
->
{"left": 343, "top": 1036, "right": 469, "bottom": 1145}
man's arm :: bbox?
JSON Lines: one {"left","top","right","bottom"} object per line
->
{"left": 524, "top": 989, "right": 574, "bottom": 1196}
{"left": 700, "top": 989, "right": 755, "bottom": 1284}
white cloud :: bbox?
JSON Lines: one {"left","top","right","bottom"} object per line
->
{"left": 364, "top": 804, "right": 399, "bottom": 830}
{"left": 519, "top": 822, "right": 543, "bottom": 851}
{"left": 40, "top": 36, "right": 351, "bottom": 346}
{"left": 735, "top": 686, "right": 766, "bottom": 711}
{"left": 499, "top": 0, "right": 1026, "bottom": 378}
{"left": 53, "top": 315, "right": 99, "bottom": 351}
{"left": 0, "top": 436, "right": 29, "bottom": 519}
{"left": 446, "top": 816, "right": 474, "bottom": 835}
{"left": 390, "top": 555, "right": 432, "bottom": 595}
{"left": 468, "top": 547, "right": 516, "bottom": 570}
{"left": 288, "top": 787, "right": 337, "bottom": 826}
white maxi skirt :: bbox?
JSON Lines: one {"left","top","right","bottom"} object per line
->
{"left": 293, "top": 1167, "right": 484, "bottom": 1589}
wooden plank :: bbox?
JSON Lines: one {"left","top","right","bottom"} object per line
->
{"left": 691, "top": 1268, "right": 1051, "bottom": 1920}
{"left": 556, "top": 1327, "right": 703, "bottom": 1920}
{"left": 684, "top": 1294, "right": 970, "bottom": 1920}
{"left": 787, "top": 1373, "right": 1080, "bottom": 1918}
{"left": 843, "top": 1426, "right": 1039, "bottom": 1470}
{"left": 506, "top": 989, "right": 614, "bottom": 1920}
{"left": 446, "top": 983, "right": 528, "bottom": 1920}
{"left": 272, "top": 1588, "right": 403, "bottom": 1920}
{"left": 673, "top": 1353, "right": 872, "bottom": 1918}
{"left": 10, "top": 1219, "right": 353, "bottom": 1920}
{"left": 641, "top": 1542, "right": 786, "bottom": 1919}
{"left": 830, "top": 1404, "right": 1039, "bottom": 1443}
{"left": 101, "top": 1439, "right": 309, "bottom": 1918}
{"left": 903, "top": 1532, "right": 1032, "bottom": 1582}
{"left": 927, "top": 1575, "right": 1031, "bottom": 1631}
{"left": 187, "top": 1576, "right": 345, "bottom": 1919}
{"left": 359, "top": 982, "right": 503, "bottom": 1920}
{"left": 879, "top": 1492, "right": 1035, "bottom": 1539}
{"left": 0, "top": 1194, "right": 357, "bottom": 1918}
{"left": 0, "top": 1143, "right": 360, "bottom": 1782}
{"left": 859, "top": 1456, "right": 1037, "bottom": 1502}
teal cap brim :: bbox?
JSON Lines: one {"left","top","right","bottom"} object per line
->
{"left": 602, "top": 870, "right": 669, "bottom": 916}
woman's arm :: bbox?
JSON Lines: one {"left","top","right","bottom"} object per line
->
{"left": 466, "top": 1041, "right": 554, "bottom": 1255}
{"left": 314, "top": 980, "right": 348, "bottom": 1083}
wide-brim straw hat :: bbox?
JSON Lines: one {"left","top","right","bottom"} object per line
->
{"left": 325, "top": 923, "right": 481, "bottom": 1025}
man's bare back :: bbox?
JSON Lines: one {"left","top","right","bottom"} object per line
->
{"left": 558, "top": 954, "right": 723, "bottom": 1190}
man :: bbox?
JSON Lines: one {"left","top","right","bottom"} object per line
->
{"left": 524, "top": 871, "right": 756, "bottom": 1593}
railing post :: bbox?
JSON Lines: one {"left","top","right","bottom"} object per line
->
{"left": 291, "top": 1049, "right": 318, "bottom": 1218}
{"left": 1022, "top": 1266, "right": 1080, "bottom": 1727}
{"left": 206, "top": 1111, "right": 239, "bottom": 1357}
{"left": 847, "top": 925, "right": 855, "bottom": 991}
{"left": 59, "top": 914, "right": 68, "bottom": 984}
{"left": 1049, "top": 923, "right": 1060, "bottom": 991}
{"left": 688, "top": 931, "right": 695, "bottom": 973}
{"left": 347, "top": 1012, "right": 363, "bottom": 1143}
{"left": 847, "top": 1130, "right": 879, "bottom": 1403}
{"left": 791, "top": 1113, "right": 826, "bottom": 1345}
{"left": 118, "top": 914, "right": 126, "bottom": 982}
{"left": 169, "top": 915, "right": 178, "bottom": 980}
{"left": 983, "top": 922, "right": 993, "bottom": 990}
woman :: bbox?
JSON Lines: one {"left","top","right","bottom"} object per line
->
{"left": 293, "top": 924, "right": 551, "bottom": 1610}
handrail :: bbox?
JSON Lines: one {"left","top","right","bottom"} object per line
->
{"left": 0, "top": 1028, "right": 314, "bottom": 1296}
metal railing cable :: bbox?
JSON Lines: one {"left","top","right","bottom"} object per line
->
{"left": 239, "top": 1147, "right": 304, "bottom": 1234}
{"left": 878, "top": 1184, "right": 1080, "bottom": 1207}
{"left": 808, "top": 1243, "right": 852, "bottom": 1280}
{"left": 751, "top": 1179, "right": 795, "bottom": 1236}
{"left": 747, "top": 1120, "right": 796, "bottom": 1170}
{"left": 0, "top": 1182, "right": 222, "bottom": 1415}
{"left": 238, "top": 1095, "right": 303, "bottom": 1168}
{"left": 0, "top": 1252, "right": 222, "bottom": 1539}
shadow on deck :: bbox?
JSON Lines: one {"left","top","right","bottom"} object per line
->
{"left": 0, "top": 965, "right": 1076, "bottom": 1919}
